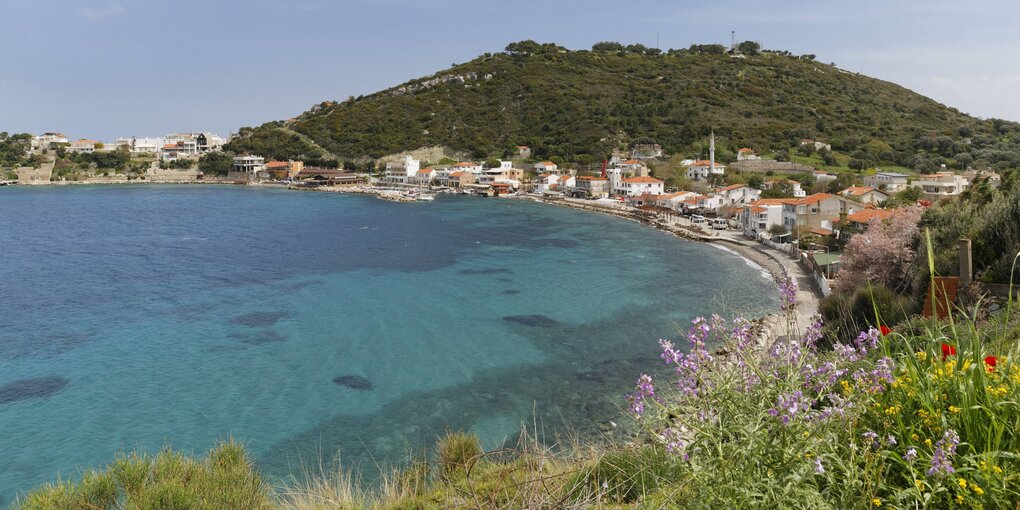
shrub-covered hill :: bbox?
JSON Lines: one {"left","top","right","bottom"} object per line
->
{"left": 224, "top": 41, "right": 1019, "bottom": 168}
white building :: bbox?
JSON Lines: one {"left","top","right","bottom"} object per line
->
{"left": 911, "top": 173, "right": 970, "bottom": 200}
{"left": 532, "top": 173, "right": 559, "bottom": 194}
{"left": 686, "top": 160, "right": 726, "bottom": 180}
{"left": 616, "top": 176, "right": 664, "bottom": 197}
{"left": 533, "top": 161, "right": 558, "bottom": 174}
{"left": 452, "top": 161, "right": 483, "bottom": 174}
{"left": 32, "top": 132, "right": 68, "bottom": 150}
{"left": 813, "top": 170, "right": 837, "bottom": 183}
{"left": 229, "top": 155, "right": 265, "bottom": 181}
{"left": 864, "top": 172, "right": 910, "bottom": 192}
{"left": 67, "top": 139, "right": 99, "bottom": 153}
{"left": 840, "top": 186, "right": 889, "bottom": 205}
{"left": 741, "top": 198, "right": 790, "bottom": 237}
{"left": 383, "top": 156, "right": 421, "bottom": 184}
{"left": 714, "top": 184, "right": 761, "bottom": 207}
{"left": 762, "top": 179, "right": 806, "bottom": 198}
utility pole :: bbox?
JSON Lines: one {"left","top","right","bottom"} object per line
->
{"left": 731, "top": 30, "right": 736, "bottom": 52}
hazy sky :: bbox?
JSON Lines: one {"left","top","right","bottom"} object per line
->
{"left": 2, "top": 0, "right": 1018, "bottom": 140}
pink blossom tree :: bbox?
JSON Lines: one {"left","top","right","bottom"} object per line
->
{"left": 835, "top": 206, "right": 924, "bottom": 294}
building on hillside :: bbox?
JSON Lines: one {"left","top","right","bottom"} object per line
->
{"left": 451, "top": 161, "right": 483, "bottom": 174}
{"left": 762, "top": 179, "right": 806, "bottom": 198}
{"left": 194, "top": 133, "right": 227, "bottom": 152}
{"left": 294, "top": 168, "right": 363, "bottom": 185}
{"left": 839, "top": 186, "right": 889, "bottom": 205}
{"left": 383, "top": 156, "right": 421, "bottom": 184}
{"left": 681, "top": 194, "right": 722, "bottom": 213}
{"left": 962, "top": 169, "right": 1001, "bottom": 189}
{"left": 32, "top": 132, "right": 69, "bottom": 150}
{"left": 533, "top": 161, "right": 558, "bottom": 174}
{"left": 413, "top": 168, "right": 435, "bottom": 185}
{"left": 737, "top": 147, "right": 760, "bottom": 161}
{"left": 781, "top": 193, "right": 864, "bottom": 234}
{"left": 910, "top": 172, "right": 970, "bottom": 200}
{"left": 262, "top": 160, "right": 304, "bottom": 180}
{"left": 67, "top": 139, "right": 99, "bottom": 153}
{"left": 615, "top": 176, "right": 664, "bottom": 197}
{"left": 516, "top": 146, "right": 531, "bottom": 159}
{"left": 842, "top": 208, "right": 897, "bottom": 231}
{"left": 229, "top": 155, "right": 265, "bottom": 181}
{"left": 571, "top": 176, "right": 610, "bottom": 198}
{"left": 686, "top": 160, "right": 726, "bottom": 180}
{"left": 631, "top": 143, "right": 663, "bottom": 159}
{"left": 863, "top": 172, "right": 910, "bottom": 192}
{"left": 115, "top": 137, "right": 166, "bottom": 154}
{"left": 799, "top": 139, "right": 831, "bottom": 151}
{"left": 813, "top": 169, "right": 837, "bottom": 183}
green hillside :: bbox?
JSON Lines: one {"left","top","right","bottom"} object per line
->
{"left": 225, "top": 41, "right": 1020, "bottom": 171}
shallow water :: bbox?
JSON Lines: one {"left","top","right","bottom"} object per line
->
{"left": 0, "top": 185, "right": 775, "bottom": 501}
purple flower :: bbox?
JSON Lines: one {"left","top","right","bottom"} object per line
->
{"left": 662, "top": 427, "right": 686, "bottom": 456}
{"left": 852, "top": 357, "right": 895, "bottom": 393}
{"left": 887, "top": 435, "right": 897, "bottom": 446}
{"left": 862, "top": 430, "right": 880, "bottom": 450}
{"left": 814, "top": 458, "right": 825, "bottom": 474}
{"left": 768, "top": 390, "right": 808, "bottom": 425}
{"left": 627, "top": 374, "right": 655, "bottom": 416}
{"left": 927, "top": 429, "right": 960, "bottom": 477}
{"left": 779, "top": 277, "right": 798, "bottom": 312}
{"left": 904, "top": 447, "right": 917, "bottom": 463}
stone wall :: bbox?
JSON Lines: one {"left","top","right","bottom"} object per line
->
{"left": 729, "top": 160, "right": 815, "bottom": 174}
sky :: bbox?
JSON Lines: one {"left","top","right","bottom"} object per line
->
{"left": 2, "top": 0, "right": 1019, "bottom": 141}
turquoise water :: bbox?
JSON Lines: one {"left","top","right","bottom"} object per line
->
{"left": 0, "top": 185, "right": 775, "bottom": 501}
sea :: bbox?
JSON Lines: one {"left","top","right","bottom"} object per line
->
{"left": 0, "top": 185, "right": 776, "bottom": 502}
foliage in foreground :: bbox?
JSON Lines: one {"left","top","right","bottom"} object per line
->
{"left": 18, "top": 283, "right": 1020, "bottom": 509}
{"left": 629, "top": 278, "right": 1020, "bottom": 508}
{"left": 15, "top": 440, "right": 273, "bottom": 510}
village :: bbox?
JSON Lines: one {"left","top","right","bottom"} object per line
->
{"left": 6, "top": 129, "right": 1003, "bottom": 297}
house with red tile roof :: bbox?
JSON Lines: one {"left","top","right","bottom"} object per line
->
{"left": 781, "top": 193, "right": 865, "bottom": 234}
{"left": 686, "top": 160, "right": 726, "bottom": 180}
{"left": 571, "top": 176, "right": 610, "bottom": 198}
{"left": 839, "top": 186, "right": 889, "bottom": 205}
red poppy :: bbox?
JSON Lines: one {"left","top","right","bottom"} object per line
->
{"left": 984, "top": 356, "right": 997, "bottom": 371}
{"left": 879, "top": 325, "right": 892, "bottom": 336}
{"left": 941, "top": 343, "right": 956, "bottom": 360}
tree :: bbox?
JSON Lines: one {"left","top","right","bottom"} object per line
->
{"left": 834, "top": 205, "right": 924, "bottom": 294}
{"left": 198, "top": 151, "right": 234, "bottom": 176}
{"left": 592, "top": 41, "right": 625, "bottom": 53}
{"left": 735, "top": 40, "right": 761, "bottom": 55}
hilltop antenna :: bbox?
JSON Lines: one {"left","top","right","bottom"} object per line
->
{"left": 730, "top": 31, "right": 735, "bottom": 52}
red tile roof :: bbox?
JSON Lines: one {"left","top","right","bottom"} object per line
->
{"left": 841, "top": 186, "right": 880, "bottom": 196}
{"left": 846, "top": 209, "right": 896, "bottom": 224}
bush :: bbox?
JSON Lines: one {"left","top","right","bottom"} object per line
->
{"left": 821, "top": 284, "right": 918, "bottom": 342}
{"left": 14, "top": 441, "right": 273, "bottom": 510}
{"left": 435, "top": 431, "right": 482, "bottom": 481}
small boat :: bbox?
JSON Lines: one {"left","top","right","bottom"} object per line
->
{"left": 415, "top": 193, "right": 435, "bottom": 201}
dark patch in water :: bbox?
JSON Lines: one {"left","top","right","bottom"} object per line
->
{"left": 228, "top": 311, "right": 291, "bottom": 327}
{"left": 496, "top": 277, "right": 513, "bottom": 283}
{"left": 502, "top": 314, "right": 556, "bottom": 327}
{"left": 459, "top": 268, "right": 512, "bottom": 275}
{"left": 333, "top": 375, "right": 373, "bottom": 391}
{"left": 228, "top": 330, "right": 286, "bottom": 345}
{"left": 0, "top": 332, "right": 93, "bottom": 360}
{"left": 500, "top": 289, "right": 521, "bottom": 295}
{"left": 0, "top": 377, "right": 69, "bottom": 404}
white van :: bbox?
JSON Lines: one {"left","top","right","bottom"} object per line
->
{"left": 691, "top": 215, "right": 707, "bottom": 224}
{"left": 711, "top": 218, "right": 728, "bottom": 230}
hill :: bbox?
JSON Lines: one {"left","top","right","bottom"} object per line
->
{"left": 225, "top": 41, "right": 1020, "bottom": 172}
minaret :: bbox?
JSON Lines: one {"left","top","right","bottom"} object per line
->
{"left": 709, "top": 130, "right": 716, "bottom": 174}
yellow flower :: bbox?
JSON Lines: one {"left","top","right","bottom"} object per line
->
{"left": 841, "top": 380, "right": 852, "bottom": 395}
{"left": 993, "top": 465, "right": 1003, "bottom": 474}
{"left": 949, "top": 406, "right": 962, "bottom": 414}
{"left": 957, "top": 478, "right": 967, "bottom": 489}
{"left": 911, "top": 433, "right": 920, "bottom": 442}
{"left": 885, "top": 405, "right": 899, "bottom": 415}
{"left": 925, "top": 438, "right": 933, "bottom": 447}
{"left": 915, "top": 478, "right": 924, "bottom": 491}
{"left": 973, "top": 484, "right": 984, "bottom": 496}
{"left": 872, "top": 497, "right": 882, "bottom": 507}
{"left": 962, "top": 360, "right": 973, "bottom": 371}
{"left": 916, "top": 351, "right": 927, "bottom": 361}
{"left": 956, "top": 494, "right": 964, "bottom": 504}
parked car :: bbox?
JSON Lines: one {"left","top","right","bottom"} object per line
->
{"left": 712, "top": 218, "right": 728, "bottom": 230}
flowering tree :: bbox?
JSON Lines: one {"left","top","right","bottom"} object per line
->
{"left": 835, "top": 205, "right": 924, "bottom": 294}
